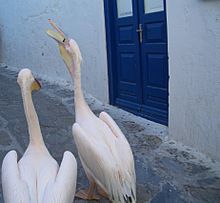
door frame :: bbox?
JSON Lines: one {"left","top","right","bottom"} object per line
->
{"left": 104, "top": 0, "right": 169, "bottom": 125}
{"left": 104, "top": 0, "right": 116, "bottom": 105}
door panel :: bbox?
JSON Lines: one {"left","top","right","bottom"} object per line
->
{"left": 146, "top": 54, "right": 168, "bottom": 88}
{"left": 139, "top": 0, "right": 168, "bottom": 125}
{"left": 144, "top": 22, "right": 166, "bottom": 42}
{"left": 119, "top": 53, "right": 138, "bottom": 102}
{"left": 119, "top": 26, "right": 134, "bottom": 43}
{"left": 143, "top": 54, "right": 168, "bottom": 107}
{"left": 114, "top": 0, "right": 142, "bottom": 110}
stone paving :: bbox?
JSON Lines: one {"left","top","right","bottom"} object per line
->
{"left": 0, "top": 66, "right": 220, "bottom": 203}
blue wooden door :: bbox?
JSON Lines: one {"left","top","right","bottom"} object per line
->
{"left": 112, "top": 0, "right": 143, "bottom": 113}
{"left": 105, "top": 0, "right": 168, "bottom": 125}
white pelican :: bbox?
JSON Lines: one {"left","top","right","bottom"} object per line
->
{"left": 47, "top": 20, "right": 136, "bottom": 202}
{"left": 1, "top": 69, "right": 77, "bottom": 203}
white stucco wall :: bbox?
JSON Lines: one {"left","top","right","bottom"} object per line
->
{"left": 0, "top": 0, "right": 109, "bottom": 103}
{"left": 167, "top": 0, "right": 220, "bottom": 161}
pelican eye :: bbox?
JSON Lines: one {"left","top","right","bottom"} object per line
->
{"left": 63, "top": 38, "right": 66, "bottom": 42}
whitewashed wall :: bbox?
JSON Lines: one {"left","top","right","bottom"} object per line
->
{"left": 167, "top": 0, "right": 220, "bottom": 161}
{"left": 0, "top": 0, "right": 109, "bottom": 103}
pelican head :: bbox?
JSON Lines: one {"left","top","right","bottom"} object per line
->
{"left": 46, "top": 19, "right": 82, "bottom": 75}
{"left": 17, "top": 69, "right": 41, "bottom": 92}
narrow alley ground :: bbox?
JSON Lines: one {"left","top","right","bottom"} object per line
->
{"left": 0, "top": 66, "right": 220, "bottom": 203}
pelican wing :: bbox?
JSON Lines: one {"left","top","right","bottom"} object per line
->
{"left": 99, "top": 111, "right": 135, "bottom": 162}
{"left": 43, "top": 151, "right": 77, "bottom": 203}
{"left": 99, "top": 111, "right": 136, "bottom": 200}
{"left": 2, "top": 150, "right": 30, "bottom": 203}
{"left": 99, "top": 111, "right": 124, "bottom": 138}
{"left": 72, "top": 123, "right": 135, "bottom": 202}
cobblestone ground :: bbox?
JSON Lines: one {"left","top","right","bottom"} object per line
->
{"left": 0, "top": 66, "right": 220, "bottom": 203}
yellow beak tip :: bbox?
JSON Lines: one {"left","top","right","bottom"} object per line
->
{"left": 46, "top": 29, "right": 65, "bottom": 43}
{"left": 31, "top": 79, "right": 41, "bottom": 92}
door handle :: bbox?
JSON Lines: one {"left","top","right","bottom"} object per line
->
{"left": 136, "top": 24, "right": 143, "bottom": 43}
